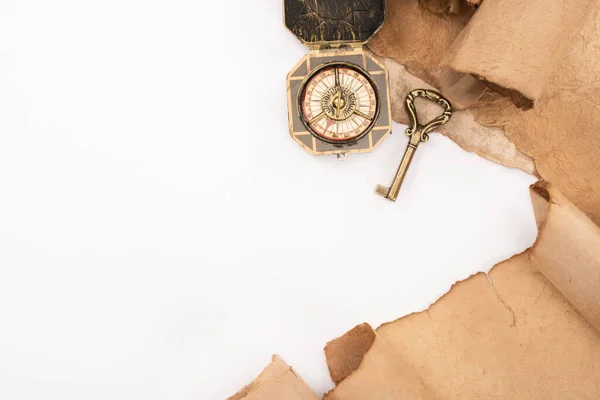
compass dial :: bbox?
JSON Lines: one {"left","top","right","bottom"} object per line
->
{"left": 300, "top": 63, "right": 380, "bottom": 144}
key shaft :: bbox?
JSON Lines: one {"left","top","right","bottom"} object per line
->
{"left": 375, "top": 128, "right": 423, "bottom": 201}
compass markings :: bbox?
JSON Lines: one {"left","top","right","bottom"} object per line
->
{"left": 301, "top": 64, "right": 378, "bottom": 142}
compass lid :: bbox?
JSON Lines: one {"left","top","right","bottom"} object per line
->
{"left": 284, "top": 0, "right": 385, "bottom": 46}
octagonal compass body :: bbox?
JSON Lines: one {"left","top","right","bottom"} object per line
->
{"left": 284, "top": 0, "right": 392, "bottom": 157}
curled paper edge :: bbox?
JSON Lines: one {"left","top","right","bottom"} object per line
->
{"left": 529, "top": 181, "right": 600, "bottom": 332}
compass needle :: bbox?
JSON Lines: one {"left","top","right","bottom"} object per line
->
{"left": 354, "top": 109, "right": 373, "bottom": 121}
{"left": 309, "top": 111, "right": 326, "bottom": 125}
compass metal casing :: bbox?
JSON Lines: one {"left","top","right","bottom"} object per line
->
{"left": 287, "top": 49, "right": 392, "bottom": 155}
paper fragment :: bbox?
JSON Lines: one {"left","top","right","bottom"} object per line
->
{"left": 227, "top": 355, "right": 319, "bottom": 400}
{"left": 324, "top": 323, "right": 375, "bottom": 386}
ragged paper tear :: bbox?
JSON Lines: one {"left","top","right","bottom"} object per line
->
{"left": 231, "top": 182, "right": 600, "bottom": 399}
{"left": 381, "top": 57, "right": 536, "bottom": 175}
{"left": 370, "top": 0, "right": 600, "bottom": 226}
{"left": 324, "top": 255, "right": 600, "bottom": 399}
{"left": 323, "top": 182, "right": 600, "bottom": 399}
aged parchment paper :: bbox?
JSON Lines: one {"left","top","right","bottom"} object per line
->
{"left": 227, "top": 355, "right": 319, "bottom": 400}
{"left": 370, "top": 0, "right": 600, "bottom": 225}
{"left": 381, "top": 57, "right": 536, "bottom": 175}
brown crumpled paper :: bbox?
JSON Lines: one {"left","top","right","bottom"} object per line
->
{"left": 370, "top": 0, "right": 600, "bottom": 225}
{"left": 366, "top": 0, "right": 538, "bottom": 174}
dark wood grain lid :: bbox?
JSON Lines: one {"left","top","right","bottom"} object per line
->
{"left": 284, "top": 0, "right": 385, "bottom": 45}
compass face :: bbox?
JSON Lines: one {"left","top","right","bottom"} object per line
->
{"left": 299, "top": 63, "right": 380, "bottom": 144}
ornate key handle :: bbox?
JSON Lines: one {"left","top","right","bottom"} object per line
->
{"left": 405, "top": 89, "right": 453, "bottom": 142}
{"left": 375, "top": 89, "right": 453, "bottom": 202}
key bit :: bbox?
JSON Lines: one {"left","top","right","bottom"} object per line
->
{"left": 375, "top": 89, "right": 453, "bottom": 202}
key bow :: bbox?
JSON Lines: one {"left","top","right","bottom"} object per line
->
{"left": 405, "top": 89, "right": 453, "bottom": 143}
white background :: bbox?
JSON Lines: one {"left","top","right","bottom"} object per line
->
{"left": 0, "top": 1, "right": 537, "bottom": 399}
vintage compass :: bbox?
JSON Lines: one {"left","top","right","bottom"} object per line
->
{"left": 285, "top": 0, "right": 392, "bottom": 158}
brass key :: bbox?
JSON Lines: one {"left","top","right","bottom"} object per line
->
{"left": 375, "top": 89, "right": 453, "bottom": 202}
